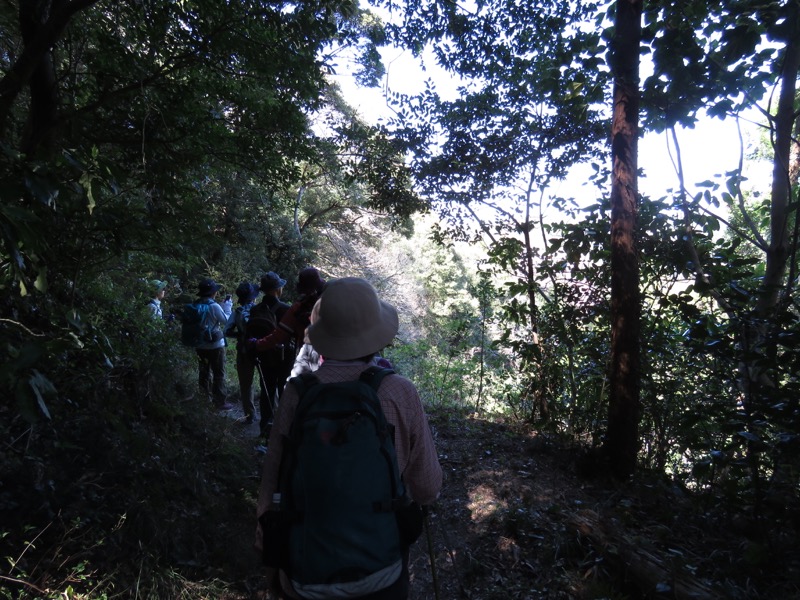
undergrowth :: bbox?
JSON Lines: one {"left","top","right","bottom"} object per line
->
{"left": 1, "top": 300, "right": 257, "bottom": 600}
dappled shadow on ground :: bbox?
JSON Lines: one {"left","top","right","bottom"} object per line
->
{"left": 408, "top": 412, "right": 599, "bottom": 600}
{"left": 3, "top": 388, "right": 794, "bottom": 599}
{"left": 407, "top": 411, "right": 800, "bottom": 600}
{"left": 227, "top": 407, "right": 799, "bottom": 600}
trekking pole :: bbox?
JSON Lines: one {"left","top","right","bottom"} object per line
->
{"left": 254, "top": 356, "right": 266, "bottom": 393}
{"left": 254, "top": 356, "right": 271, "bottom": 421}
{"left": 424, "top": 506, "right": 441, "bottom": 600}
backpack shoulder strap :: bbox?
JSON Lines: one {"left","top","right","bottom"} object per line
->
{"left": 289, "top": 373, "right": 320, "bottom": 399}
{"left": 287, "top": 368, "right": 394, "bottom": 430}
{"left": 288, "top": 373, "right": 322, "bottom": 422}
{"left": 359, "top": 366, "right": 395, "bottom": 391}
{"left": 199, "top": 301, "right": 214, "bottom": 325}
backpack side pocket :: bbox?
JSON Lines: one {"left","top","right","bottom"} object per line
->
{"left": 259, "top": 509, "right": 291, "bottom": 570}
{"left": 395, "top": 500, "right": 424, "bottom": 547}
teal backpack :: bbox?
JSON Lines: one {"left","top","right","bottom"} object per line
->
{"left": 261, "top": 367, "right": 421, "bottom": 597}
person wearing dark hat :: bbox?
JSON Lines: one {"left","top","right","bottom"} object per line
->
{"left": 146, "top": 279, "right": 168, "bottom": 319}
{"left": 296, "top": 267, "right": 326, "bottom": 297}
{"left": 247, "top": 266, "right": 325, "bottom": 355}
{"left": 255, "top": 277, "right": 442, "bottom": 599}
{"left": 224, "top": 281, "right": 261, "bottom": 423}
{"left": 194, "top": 278, "right": 234, "bottom": 411}
{"left": 250, "top": 271, "right": 293, "bottom": 441}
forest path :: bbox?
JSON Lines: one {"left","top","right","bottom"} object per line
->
{"left": 220, "top": 404, "right": 610, "bottom": 599}
{"left": 405, "top": 413, "right": 601, "bottom": 600}
{"left": 218, "top": 406, "right": 772, "bottom": 599}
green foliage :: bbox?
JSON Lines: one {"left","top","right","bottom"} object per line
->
{"left": 364, "top": 0, "right": 615, "bottom": 435}
{"left": 366, "top": 0, "right": 800, "bottom": 510}
{"left": 0, "top": 4, "right": 425, "bottom": 594}
{"left": 640, "top": 0, "right": 787, "bottom": 129}
{"left": 0, "top": 0, "right": 798, "bottom": 593}
{"left": 398, "top": 148, "right": 798, "bottom": 511}
{"left": 0, "top": 278, "right": 257, "bottom": 598}
{"left": 0, "top": 0, "right": 415, "bottom": 298}
{"left": 377, "top": 0, "right": 608, "bottom": 222}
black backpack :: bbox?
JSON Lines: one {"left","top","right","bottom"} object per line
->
{"left": 246, "top": 300, "right": 292, "bottom": 367}
{"left": 245, "top": 300, "right": 278, "bottom": 338}
{"left": 260, "top": 367, "right": 422, "bottom": 597}
{"left": 225, "top": 304, "right": 252, "bottom": 342}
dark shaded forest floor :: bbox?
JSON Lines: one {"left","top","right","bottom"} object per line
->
{"left": 219, "top": 406, "right": 799, "bottom": 600}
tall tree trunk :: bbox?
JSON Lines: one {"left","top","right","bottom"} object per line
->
{"left": 523, "top": 170, "right": 549, "bottom": 422}
{"left": 756, "top": 1, "right": 800, "bottom": 317}
{"left": 741, "top": 3, "right": 800, "bottom": 415}
{"left": 746, "top": 2, "right": 800, "bottom": 500}
{"left": 605, "top": 0, "right": 642, "bottom": 479}
{"left": 20, "top": 0, "right": 59, "bottom": 156}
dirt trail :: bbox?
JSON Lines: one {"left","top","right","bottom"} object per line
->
{"left": 224, "top": 406, "right": 786, "bottom": 599}
{"left": 227, "top": 405, "right": 599, "bottom": 599}
{"left": 407, "top": 413, "right": 599, "bottom": 600}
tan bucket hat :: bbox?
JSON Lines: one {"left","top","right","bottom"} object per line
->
{"left": 307, "top": 277, "right": 398, "bottom": 360}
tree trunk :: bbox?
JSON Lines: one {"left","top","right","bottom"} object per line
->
{"left": 0, "top": 0, "right": 99, "bottom": 142}
{"left": 605, "top": 0, "right": 642, "bottom": 479}
{"left": 568, "top": 509, "right": 724, "bottom": 599}
{"left": 19, "top": 0, "right": 59, "bottom": 156}
{"left": 748, "top": 1, "right": 800, "bottom": 501}
{"left": 756, "top": 1, "right": 800, "bottom": 317}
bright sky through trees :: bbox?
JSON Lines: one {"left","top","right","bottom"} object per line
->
{"left": 330, "top": 40, "right": 771, "bottom": 208}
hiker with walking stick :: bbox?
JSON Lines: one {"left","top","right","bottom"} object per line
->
{"left": 246, "top": 272, "right": 294, "bottom": 444}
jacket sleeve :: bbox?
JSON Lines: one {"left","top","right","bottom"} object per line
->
{"left": 380, "top": 375, "right": 443, "bottom": 506}
{"left": 402, "top": 404, "right": 443, "bottom": 506}
{"left": 209, "top": 303, "right": 229, "bottom": 329}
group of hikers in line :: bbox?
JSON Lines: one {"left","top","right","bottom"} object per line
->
{"left": 148, "top": 267, "right": 324, "bottom": 443}
{"left": 147, "top": 269, "right": 443, "bottom": 599}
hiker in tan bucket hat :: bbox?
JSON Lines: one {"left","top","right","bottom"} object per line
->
{"left": 256, "top": 277, "right": 442, "bottom": 600}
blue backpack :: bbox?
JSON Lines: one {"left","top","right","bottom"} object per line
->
{"left": 180, "top": 300, "right": 219, "bottom": 347}
{"left": 261, "top": 367, "right": 422, "bottom": 597}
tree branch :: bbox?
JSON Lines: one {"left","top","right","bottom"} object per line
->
{"left": 0, "top": 0, "right": 101, "bottom": 137}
